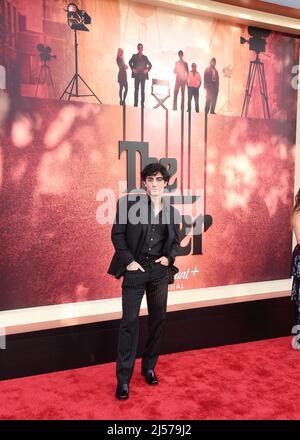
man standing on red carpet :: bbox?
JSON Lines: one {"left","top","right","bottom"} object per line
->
{"left": 108, "top": 163, "right": 181, "bottom": 400}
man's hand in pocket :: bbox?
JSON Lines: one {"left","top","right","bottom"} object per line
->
{"left": 126, "top": 261, "right": 145, "bottom": 271}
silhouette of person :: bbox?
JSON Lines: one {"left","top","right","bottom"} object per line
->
{"left": 116, "top": 48, "right": 128, "bottom": 105}
{"left": 173, "top": 50, "right": 188, "bottom": 111}
{"left": 204, "top": 57, "right": 219, "bottom": 114}
{"left": 187, "top": 63, "right": 201, "bottom": 113}
{"left": 129, "top": 43, "right": 152, "bottom": 107}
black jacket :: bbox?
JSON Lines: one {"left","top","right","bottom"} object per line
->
{"left": 204, "top": 66, "right": 219, "bottom": 91}
{"left": 129, "top": 53, "right": 152, "bottom": 79}
{"left": 107, "top": 193, "right": 180, "bottom": 284}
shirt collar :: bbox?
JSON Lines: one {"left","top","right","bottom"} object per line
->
{"left": 147, "top": 193, "right": 165, "bottom": 207}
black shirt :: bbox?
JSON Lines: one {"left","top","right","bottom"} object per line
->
{"left": 137, "top": 197, "right": 168, "bottom": 265}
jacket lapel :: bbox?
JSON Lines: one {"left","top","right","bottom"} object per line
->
{"left": 162, "top": 196, "right": 174, "bottom": 248}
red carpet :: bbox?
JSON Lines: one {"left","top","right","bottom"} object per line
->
{"left": 1, "top": 336, "right": 300, "bottom": 420}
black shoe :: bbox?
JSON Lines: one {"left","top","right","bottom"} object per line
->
{"left": 210, "top": 111, "right": 216, "bottom": 114}
{"left": 141, "top": 369, "right": 158, "bottom": 385}
{"left": 115, "top": 383, "right": 129, "bottom": 400}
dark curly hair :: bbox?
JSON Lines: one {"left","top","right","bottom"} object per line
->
{"left": 141, "top": 163, "right": 170, "bottom": 183}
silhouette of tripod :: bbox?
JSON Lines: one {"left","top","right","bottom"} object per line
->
{"left": 35, "top": 61, "right": 56, "bottom": 98}
{"left": 60, "top": 29, "right": 102, "bottom": 103}
{"left": 241, "top": 54, "right": 270, "bottom": 119}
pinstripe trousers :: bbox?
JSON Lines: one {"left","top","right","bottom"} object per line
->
{"left": 116, "top": 261, "right": 169, "bottom": 384}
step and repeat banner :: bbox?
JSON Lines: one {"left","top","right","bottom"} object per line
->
{"left": 0, "top": 0, "right": 298, "bottom": 311}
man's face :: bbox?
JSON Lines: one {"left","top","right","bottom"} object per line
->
{"left": 192, "top": 63, "right": 196, "bottom": 72}
{"left": 144, "top": 172, "right": 167, "bottom": 197}
{"left": 211, "top": 59, "right": 216, "bottom": 68}
{"left": 138, "top": 45, "right": 143, "bottom": 54}
{"left": 179, "top": 52, "right": 183, "bottom": 60}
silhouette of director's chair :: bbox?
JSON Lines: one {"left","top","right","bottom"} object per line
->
{"left": 151, "top": 79, "right": 170, "bottom": 110}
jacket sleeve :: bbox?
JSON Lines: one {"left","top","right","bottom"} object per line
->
{"left": 111, "top": 197, "right": 135, "bottom": 267}
{"left": 167, "top": 208, "right": 181, "bottom": 265}
{"left": 146, "top": 56, "right": 152, "bottom": 71}
{"left": 129, "top": 55, "right": 134, "bottom": 70}
{"left": 204, "top": 67, "right": 209, "bottom": 89}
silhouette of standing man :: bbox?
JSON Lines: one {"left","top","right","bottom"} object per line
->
{"left": 173, "top": 50, "right": 189, "bottom": 111}
{"left": 204, "top": 57, "right": 219, "bottom": 114}
{"left": 187, "top": 63, "right": 201, "bottom": 113}
{"left": 129, "top": 43, "right": 152, "bottom": 108}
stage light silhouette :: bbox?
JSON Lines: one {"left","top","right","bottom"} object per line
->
{"left": 60, "top": 3, "right": 102, "bottom": 103}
